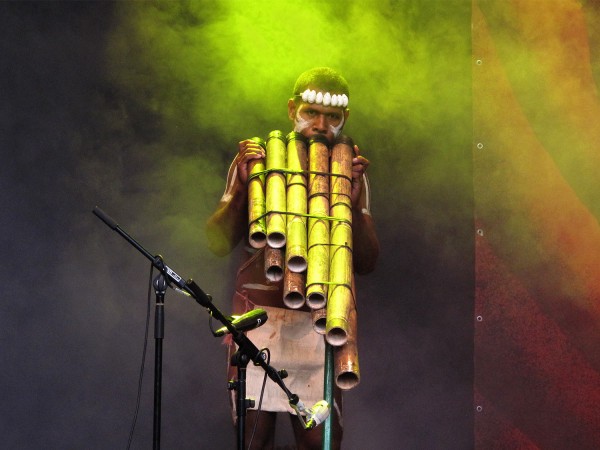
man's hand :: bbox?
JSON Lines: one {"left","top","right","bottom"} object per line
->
{"left": 351, "top": 144, "right": 369, "bottom": 206}
{"left": 236, "top": 139, "right": 266, "bottom": 184}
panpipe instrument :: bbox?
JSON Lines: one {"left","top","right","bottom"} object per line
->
{"left": 246, "top": 130, "right": 360, "bottom": 390}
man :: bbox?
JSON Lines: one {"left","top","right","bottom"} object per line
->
{"left": 207, "top": 67, "right": 379, "bottom": 449}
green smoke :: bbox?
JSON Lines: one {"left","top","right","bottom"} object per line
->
{"left": 103, "top": 0, "right": 472, "bottom": 300}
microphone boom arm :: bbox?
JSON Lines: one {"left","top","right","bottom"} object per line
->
{"left": 92, "top": 206, "right": 302, "bottom": 405}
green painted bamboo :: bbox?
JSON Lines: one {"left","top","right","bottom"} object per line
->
{"left": 285, "top": 132, "right": 308, "bottom": 273}
{"left": 306, "top": 136, "right": 330, "bottom": 309}
{"left": 265, "top": 130, "right": 287, "bottom": 248}
{"left": 247, "top": 137, "right": 267, "bottom": 248}
{"left": 326, "top": 137, "right": 354, "bottom": 346}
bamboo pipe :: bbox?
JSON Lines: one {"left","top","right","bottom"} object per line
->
{"left": 247, "top": 137, "right": 267, "bottom": 248}
{"left": 283, "top": 267, "right": 306, "bottom": 309}
{"left": 306, "top": 134, "right": 330, "bottom": 310}
{"left": 325, "top": 136, "right": 354, "bottom": 346}
{"left": 311, "top": 307, "right": 327, "bottom": 335}
{"left": 265, "top": 130, "right": 287, "bottom": 248}
{"left": 334, "top": 298, "right": 360, "bottom": 390}
{"left": 285, "top": 132, "right": 308, "bottom": 273}
{"left": 264, "top": 246, "right": 284, "bottom": 282}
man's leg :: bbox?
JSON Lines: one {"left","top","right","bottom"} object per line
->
{"left": 243, "top": 410, "right": 277, "bottom": 450}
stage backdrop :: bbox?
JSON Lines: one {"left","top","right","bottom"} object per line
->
{"left": 10, "top": 0, "right": 600, "bottom": 448}
{"left": 473, "top": 1, "right": 600, "bottom": 448}
{"left": 1, "top": 2, "right": 473, "bottom": 449}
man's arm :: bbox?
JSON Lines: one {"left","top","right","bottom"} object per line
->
{"left": 206, "top": 177, "right": 247, "bottom": 257}
{"left": 350, "top": 146, "right": 380, "bottom": 274}
{"left": 352, "top": 175, "right": 380, "bottom": 274}
{"left": 206, "top": 140, "right": 265, "bottom": 256}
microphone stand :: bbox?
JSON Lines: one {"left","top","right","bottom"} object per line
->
{"left": 152, "top": 274, "right": 166, "bottom": 450}
{"left": 92, "top": 207, "right": 304, "bottom": 450}
{"left": 229, "top": 351, "right": 253, "bottom": 450}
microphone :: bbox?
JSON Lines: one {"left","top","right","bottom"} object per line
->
{"left": 305, "top": 400, "right": 330, "bottom": 429}
{"left": 213, "top": 308, "right": 268, "bottom": 337}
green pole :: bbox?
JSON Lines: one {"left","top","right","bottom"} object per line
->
{"left": 322, "top": 341, "right": 334, "bottom": 450}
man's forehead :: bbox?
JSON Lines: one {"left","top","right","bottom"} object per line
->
{"left": 297, "top": 102, "right": 345, "bottom": 113}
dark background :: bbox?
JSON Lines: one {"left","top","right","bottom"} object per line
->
{"left": 1, "top": 2, "right": 473, "bottom": 449}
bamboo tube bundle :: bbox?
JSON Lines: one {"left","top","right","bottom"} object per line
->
{"left": 285, "top": 132, "right": 309, "bottom": 273}
{"left": 306, "top": 134, "right": 331, "bottom": 310}
{"left": 334, "top": 297, "right": 360, "bottom": 390}
{"left": 247, "top": 137, "right": 267, "bottom": 248}
{"left": 325, "top": 136, "right": 354, "bottom": 347}
{"left": 265, "top": 130, "right": 287, "bottom": 248}
{"left": 264, "top": 246, "right": 284, "bottom": 282}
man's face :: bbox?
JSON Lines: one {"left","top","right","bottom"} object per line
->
{"left": 288, "top": 99, "right": 349, "bottom": 144}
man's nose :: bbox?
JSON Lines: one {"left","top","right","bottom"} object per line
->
{"left": 313, "top": 113, "right": 327, "bottom": 131}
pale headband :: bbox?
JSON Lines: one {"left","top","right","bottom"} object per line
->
{"left": 298, "top": 89, "right": 349, "bottom": 108}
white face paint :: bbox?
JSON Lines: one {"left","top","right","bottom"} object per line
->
{"left": 293, "top": 108, "right": 346, "bottom": 140}
{"left": 329, "top": 114, "right": 345, "bottom": 138}
{"left": 294, "top": 114, "right": 312, "bottom": 134}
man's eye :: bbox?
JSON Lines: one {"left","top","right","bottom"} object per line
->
{"left": 306, "top": 110, "right": 317, "bottom": 116}
{"left": 327, "top": 113, "right": 341, "bottom": 120}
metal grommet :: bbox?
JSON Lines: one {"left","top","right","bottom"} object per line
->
{"left": 476, "top": 59, "right": 483, "bottom": 65}
{"left": 476, "top": 315, "right": 483, "bottom": 322}
{"left": 477, "top": 229, "right": 484, "bottom": 237}
{"left": 476, "top": 405, "right": 483, "bottom": 412}
{"left": 476, "top": 142, "right": 484, "bottom": 149}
